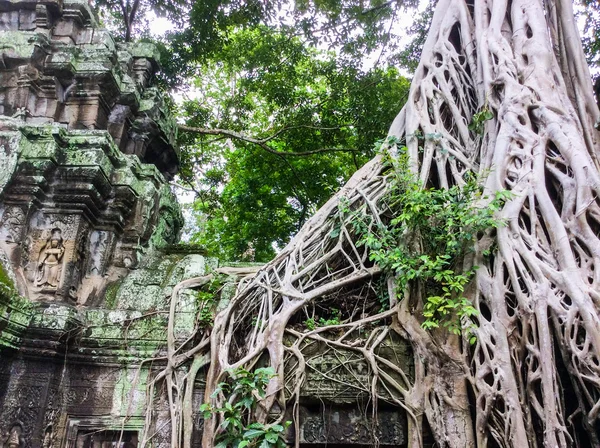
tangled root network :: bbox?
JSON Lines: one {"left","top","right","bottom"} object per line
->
{"left": 142, "top": 0, "right": 600, "bottom": 447}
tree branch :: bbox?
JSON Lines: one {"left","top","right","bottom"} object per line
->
{"left": 127, "top": 0, "right": 141, "bottom": 41}
{"left": 178, "top": 124, "right": 360, "bottom": 157}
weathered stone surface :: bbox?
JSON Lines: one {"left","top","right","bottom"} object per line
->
{"left": 0, "top": 0, "right": 178, "bottom": 178}
{"left": 0, "top": 125, "right": 183, "bottom": 306}
{"left": 298, "top": 405, "right": 407, "bottom": 446}
{"left": 0, "top": 250, "right": 215, "bottom": 447}
{"left": 0, "top": 2, "right": 194, "bottom": 446}
{"left": 298, "top": 333, "right": 413, "bottom": 404}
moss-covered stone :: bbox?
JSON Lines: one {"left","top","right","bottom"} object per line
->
{"left": 0, "top": 263, "right": 15, "bottom": 294}
{"left": 0, "top": 4, "right": 194, "bottom": 445}
{"left": 103, "top": 279, "right": 122, "bottom": 310}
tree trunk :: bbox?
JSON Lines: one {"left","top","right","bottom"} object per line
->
{"left": 197, "top": 0, "right": 600, "bottom": 446}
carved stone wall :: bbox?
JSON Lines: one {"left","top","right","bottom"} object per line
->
{"left": 0, "top": 0, "right": 178, "bottom": 178}
{"left": 0, "top": 0, "right": 184, "bottom": 307}
{"left": 0, "top": 126, "right": 183, "bottom": 305}
{"left": 0, "top": 250, "right": 214, "bottom": 447}
{"left": 0, "top": 1, "right": 191, "bottom": 446}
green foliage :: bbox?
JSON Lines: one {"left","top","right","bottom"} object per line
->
{"left": 197, "top": 300, "right": 214, "bottom": 327}
{"left": 468, "top": 106, "right": 494, "bottom": 136}
{"left": 200, "top": 367, "right": 290, "bottom": 448}
{"left": 303, "top": 308, "right": 342, "bottom": 330}
{"left": 347, "top": 138, "right": 510, "bottom": 335}
{"left": 395, "top": 1, "right": 436, "bottom": 72}
{"left": 161, "top": 0, "right": 420, "bottom": 83}
{"left": 181, "top": 27, "right": 410, "bottom": 261}
{"left": 195, "top": 276, "right": 225, "bottom": 328}
{"left": 579, "top": 0, "right": 600, "bottom": 75}
{"left": 91, "top": 1, "right": 415, "bottom": 261}
{"left": 373, "top": 275, "right": 391, "bottom": 312}
{"left": 251, "top": 317, "right": 263, "bottom": 328}
{"left": 304, "top": 317, "right": 316, "bottom": 331}
{"left": 318, "top": 308, "right": 342, "bottom": 327}
{"left": 94, "top": 0, "right": 191, "bottom": 42}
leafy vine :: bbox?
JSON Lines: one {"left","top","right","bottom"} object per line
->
{"left": 342, "top": 138, "right": 511, "bottom": 336}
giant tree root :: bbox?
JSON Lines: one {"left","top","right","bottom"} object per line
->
{"left": 141, "top": 0, "right": 600, "bottom": 446}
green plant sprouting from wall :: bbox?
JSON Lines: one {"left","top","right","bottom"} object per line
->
{"left": 341, "top": 137, "right": 511, "bottom": 337}
{"left": 200, "top": 367, "right": 290, "bottom": 448}
{"left": 195, "top": 274, "right": 227, "bottom": 328}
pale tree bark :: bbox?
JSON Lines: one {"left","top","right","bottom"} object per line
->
{"left": 138, "top": 0, "right": 600, "bottom": 446}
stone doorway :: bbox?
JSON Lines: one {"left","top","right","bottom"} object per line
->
{"left": 64, "top": 416, "right": 144, "bottom": 448}
{"left": 74, "top": 429, "right": 138, "bottom": 448}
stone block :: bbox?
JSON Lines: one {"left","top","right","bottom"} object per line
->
{"left": 298, "top": 404, "right": 407, "bottom": 446}
{"left": 0, "top": 11, "right": 17, "bottom": 31}
{"left": 17, "top": 9, "right": 34, "bottom": 30}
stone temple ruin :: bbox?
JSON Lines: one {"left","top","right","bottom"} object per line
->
{"left": 0, "top": 2, "right": 414, "bottom": 446}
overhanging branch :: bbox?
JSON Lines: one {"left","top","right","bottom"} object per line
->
{"left": 178, "top": 124, "right": 359, "bottom": 156}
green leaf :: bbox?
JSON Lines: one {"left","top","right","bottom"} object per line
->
{"left": 255, "top": 367, "right": 276, "bottom": 377}
{"left": 240, "top": 396, "right": 254, "bottom": 409}
{"left": 265, "top": 432, "right": 279, "bottom": 443}
{"left": 244, "top": 428, "right": 266, "bottom": 439}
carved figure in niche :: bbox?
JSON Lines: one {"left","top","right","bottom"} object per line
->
{"left": 35, "top": 228, "right": 65, "bottom": 289}
{"left": 4, "top": 424, "right": 22, "bottom": 448}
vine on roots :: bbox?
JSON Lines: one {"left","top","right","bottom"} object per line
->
{"left": 346, "top": 138, "right": 511, "bottom": 336}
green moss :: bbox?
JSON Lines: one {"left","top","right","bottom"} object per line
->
{"left": 0, "top": 264, "right": 15, "bottom": 291}
{"left": 0, "top": 263, "right": 16, "bottom": 302}
{"left": 159, "top": 257, "right": 179, "bottom": 289}
{"left": 163, "top": 243, "right": 207, "bottom": 255}
{"left": 103, "top": 280, "right": 123, "bottom": 309}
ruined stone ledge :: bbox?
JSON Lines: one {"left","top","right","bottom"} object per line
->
{"left": 0, "top": 30, "right": 49, "bottom": 64}
{"left": 0, "top": 296, "right": 194, "bottom": 364}
{"left": 0, "top": 3, "right": 180, "bottom": 177}
{"left": 0, "top": 0, "right": 95, "bottom": 32}
{"left": 1, "top": 124, "right": 178, "bottom": 234}
{"left": 0, "top": 252, "right": 223, "bottom": 363}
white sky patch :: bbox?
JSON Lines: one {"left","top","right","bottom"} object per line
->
{"left": 147, "top": 12, "right": 177, "bottom": 36}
